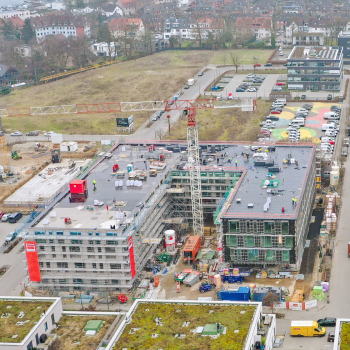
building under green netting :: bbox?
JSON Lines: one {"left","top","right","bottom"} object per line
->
{"left": 84, "top": 320, "right": 103, "bottom": 332}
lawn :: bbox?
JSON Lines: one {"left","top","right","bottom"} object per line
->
{"left": 0, "top": 300, "right": 53, "bottom": 343}
{"left": 50, "top": 315, "right": 116, "bottom": 350}
{"left": 167, "top": 100, "right": 270, "bottom": 141}
{"left": 0, "top": 51, "right": 214, "bottom": 135}
{"left": 211, "top": 49, "right": 274, "bottom": 65}
{"left": 114, "top": 302, "right": 257, "bottom": 350}
{"left": 341, "top": 323, "right": 350, "bottom": 350}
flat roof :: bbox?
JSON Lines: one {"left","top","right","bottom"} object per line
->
{"left": 0, "top": 299, "right": 54, "bottom": 343}
{"left": 288, "top": 46, "right": 342, "bottom": 60}
{"left": 111, "top": 300, "right": 259, "bottom": 350}
{"left": 35, "top": 144, "right": 181, "bottom": 230}
{"left": 222, "top": 144, "right": 315, "bottom": 219}
{"left": 32, "top": 142, "right": 315, "bottom": 230}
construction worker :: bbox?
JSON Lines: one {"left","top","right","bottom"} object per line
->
{"left": 235, "top": 159, "right": 238, "bottom": 167}
{"left": 293, "top": 197, "right": 298, "bottom": 205}
{"left": 93, "top": 179, "right": 97, "bottom": 191}
{"left": 227, "top": 158, "right": 232, "bottom": 163}
{"left": 292, "top": 197, "right": 295, "bottom": 205}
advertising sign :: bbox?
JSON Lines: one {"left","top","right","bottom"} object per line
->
{"left": 116, "top": 115, "right": 134, "bottom": 127}
{"left": 128, "top": 236, "right": 136, "bottom": 278}
{"left": 25, "top": 242, "right": 41, "bottom": 282}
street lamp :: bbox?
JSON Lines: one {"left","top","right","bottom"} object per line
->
{"left": 253, "top": 56, "right": 258, "bottom": 76}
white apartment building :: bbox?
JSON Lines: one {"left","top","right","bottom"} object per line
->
{"left": 0, "top": 10, "right": 30, "bottom": 21}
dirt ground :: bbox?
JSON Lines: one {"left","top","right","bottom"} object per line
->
{"left": 0, "top": 141, "right": 97, "bottom": 209}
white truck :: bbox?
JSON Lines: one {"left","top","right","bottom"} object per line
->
{"left": 188, "top": 78, "right": 195, "bottom": 86}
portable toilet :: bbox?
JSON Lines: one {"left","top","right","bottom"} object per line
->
{"left": 127, "top": 164, "right": 133, "bottom": 172}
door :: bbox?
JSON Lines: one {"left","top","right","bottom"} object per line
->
{"left": 27, "top": 341, "right": 33, "bottom": 350}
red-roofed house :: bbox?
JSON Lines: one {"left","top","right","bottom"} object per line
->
{"left": 235, "top": 16, "right": 272, "bottom": 39}
{"left": 0, "top": 16, "right": 25, "bottom": 30}
{"left": 108, "top": 18, "right": 145, "bottom": 39}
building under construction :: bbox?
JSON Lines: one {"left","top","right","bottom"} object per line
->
{"left": 24, "top": 141, "right": 315, "bottom": 295}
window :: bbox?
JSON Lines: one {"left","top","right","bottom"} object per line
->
{"left": 62, "top": 246, "right": 66, "bottom": 252}
{"left": 69, "top": 246, "right": 80, "bottom": 252}
{"left": 87, "top": 247, "right": 94, "bottom": 252}
{"left": 106, "top": 247, "right": 116, "bottom": 253}
{"left": 230, "top": 221, "right": 239, "bottom": 233}
{"left": 264, "top": 222, "right": 275, "bottom": 234}
{"left": 51, "top": 246, "right": 55, "bottom": 252}
{"left": 226, "top": 235, "right": 237, "bottom": 247}
{"left": 91, "top": 279, "right": 98, "bottom": 284}
{"left": 282, "top": 221, "right": 289, "bottom": 234}
{"left": 266, "top": 250, "right": 276, "bottom": 261}
{"left": 244, "top": 236, "right": 254, "bottom": 247}
{"left": 39, "top": 246, "right": 45, "bottom": 251}
{"left": 59, "top": 279, "right": 67, "bottom": 284}
{"left": 57, "top": 262, "right": 68, "bottom": 268}
{"left": 100, "top": 263, "right": 104, "bottom": 269}
{"left": 261, "top": 236, "right": 272, "bottom": 247}
{"left": 286, "top": 237, "right": 293, "bottom": 248}
{"left": 44, "top": 322, "right": 48, "bottom": 331}
{"left": 111, "top": 280, "right": 119, "bottom": 284}
{"left": 46, "top": 262, "right": 51, "bottom": 268}
{"left": 110, "top": 263, "right": 121, "bottom": 269}
{"left": 98, "top": 247, "right": 102, "bottom": 253}
{"left": 70, "top": 232, "right": 81, "bottom": 235}
{"left": 92, "top": 263, "right": 96, "bottom": 269}
{"left": 75, "top": 263, "right": 86, "bottom": 268}
{"left": 49, "top": 239, "right": 54, "bottom": 244}
{"left": 282, "top": 250, "right": 290, "bottom": 261}
{"left": 248, "top": 249, "right": 259, "bottom": 261}
{"left": 58, "top": 239, "right": 64, "bottom": 244}
{"left": 36, "top": 239, "right": 46, "bottom": 243}
{"left": 71, "top": 240, "right": 82, "bottom": 244}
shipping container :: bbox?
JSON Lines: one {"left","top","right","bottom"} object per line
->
{"left": 182, "top": 236, "right": 201, "bottom": 262}
{"left": 217, "top": 287, "right": 251, "bottom": 301}
{"left": 70, "top": 180, "right": 88, "bottom": 194}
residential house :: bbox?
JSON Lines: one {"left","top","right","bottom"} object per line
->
{"left": 118, "top": 0, "right": 137, "bottom": 15}
{"left": 108, "top": 18, "right": 145, "bottom": 39}
{"left": 0, "top": 16, "right": 25, "bottom": 32}
{"left": 101, "top": 3, "right": 124, "bottom": 17}
{"left": 90, "top": 42, "right": 119, "bottom": 57}
{"left": 235, "top": 16, "right": 272, "bottom": 39}
{"left": 292, "top": 32, "right": 324, "bottom": 46}
{"left": 282, "top": 1, "right": 303, "bottom": 14}
{"left": 31, "top": 13, "right": 90, "bottom": 43}
{"left": 0, "top": 9, "right": 30, "bottom": 21}
{"left": 0, "top": 64, "right": 19, "bottom": 85}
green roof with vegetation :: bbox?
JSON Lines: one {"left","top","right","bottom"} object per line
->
{"left": 341, "top": 322, "right": 350, "bottom": 349}
{"left": 0, "top": 300, "right": 53, "bottom": 343}
{"left": 114, "top": 302, "right": 257, "bottom": 350}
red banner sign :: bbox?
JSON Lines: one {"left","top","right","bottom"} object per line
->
{"left": 25, "top": 242, "right": 41, "bottom": 282}
{"left": 128, "top": 236, "right": 136, "bottom": 278}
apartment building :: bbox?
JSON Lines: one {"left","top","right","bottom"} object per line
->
{"left": 287, "top": 46, "right": 343, "bottom": 91}
{"left": 24, "top": 142, "right": 316, "bottom": 294}
{"left": 338, "top": 31, "right": 350, "bottom": 59}
{"left": 31, "top": 13, "right": 90, "bottom": 43}
{"left": 0, "top": 9, "right": 30, "bottom": 20}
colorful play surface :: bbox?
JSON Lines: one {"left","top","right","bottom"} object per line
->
{"left": 271, "top": 102, "right": 340, "bottom": 141}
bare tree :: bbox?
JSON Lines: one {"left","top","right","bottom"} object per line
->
{"left": 262, "top": 292, "right": 281, "bottom": 313}
{"left": 230, "top": 53, "right": 242, "bottom": 73}
{"left": 43, "top": 36, "right": 71, "bottom": 71}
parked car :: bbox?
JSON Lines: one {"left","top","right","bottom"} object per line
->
{"left": 217, "top": 94, "right": 222, "bottom": 101}
{"left": 247, "top": 73, "right": 255, "bottom": 78}
{"left": 279, "top": 52, "right": 284, "bottom": 56}
{"left": 253, "top": 79, "right": 263, "bottom": 83}
{"left": 327, "top": 94, "right": 333, "bottom": 100}
{"left": 343, "top": 138, "right": 350, "bottom": 147}
{"left": 272, "top": 87, "right": 282, "bottom": 91}
{"left": 318, "top": 318, "right": 336, "bottom": 327}
{"left": 1, "top": 213, "right": 10, "bottom": 222}
{"left": 105, "top": 153, "right": 112, "bottom": 159}
{"left": 301, "top": 94, "right": 306, "bottom": 100}
{"left": 198, "top": 72, "right": 204, "bottom": 76}
{"left": 44, "top": 131, "right": 56, "bottom": 137}
{"left": 271, "top": 110, "right": 282, "bottom": 114}
{"left": 278, "top": 47, "right": 282, "bottom": 51}
{"left": 0, "top": 211, "right": 4, "bottom": 220}
{"left": 264, "top": 63, "right": 272, "bottom": 66}
{"left": 26, "top": 131, "right": 39, "bottom": 136}
{"left": 5, "top": 232, "right": 17, "bottom": 242}
{"left": 253, "top": 63, "right": 261, "bottom": 67}
{"left": 236, "top": 88, "right": 245, "bottom": 92}
{"left": 247, "top": 88, "right": 257, "bottom": 92}
{"left": 275, "top": 82, "right": 285, "bottom": 86}
{"left": 266, "top": 115, "right": 279, "bottom": 121}
{"left": 184, "top": 84, "right": 189, "bottom": 89}
{"left": 8, "top": 212, "right": 23, "bottom": 223}
{"left": 173, "top": 93, "right": 181, "bottom": 100}
{"left": 0, "top": 131, "right": 3, "bottom": 136}
{"left": 302, "top": 104, "right": 313, "bottom": 110}
{"left": 199, "top": 282, "right": 216, "bottom": 293}
{"left": 325, "top": 130, "right": 337, "bottom": 137}
{"left": 10, "top": 132, "right": 23, "bottom": 136}
{"left": 328, "top": 331, "right": 335, "bottom": 342}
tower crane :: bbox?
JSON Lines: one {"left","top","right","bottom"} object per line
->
{"left": 0, "top": 98, "right": 255, "bottom": 238}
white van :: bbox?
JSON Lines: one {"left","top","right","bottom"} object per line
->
{"left": 292, "top": 118, "right": 305, "bottom": 126}
{"left": 188, "top": 78, "right": 195, "bottom": 86}
{"left": 275, "top": 99, "right": 287, "bottom": 105}
{"left": 322, "top": 124, "right": 336, "bottom": 131}
{"left": 272, "top": 102, "right": 284, "bottom": 109}
{"left": 324, "top": 111, "right": 337, "bottom": 119}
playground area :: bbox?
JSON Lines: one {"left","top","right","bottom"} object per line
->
{"left": 271, "top": 102, "right": 340, "bottom": 141}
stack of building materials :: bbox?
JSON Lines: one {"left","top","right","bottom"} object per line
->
{"left": 325, "top": 193, "right": 338, "bottom": 231}
{"left": 184, "top": 272, "right": 200, "bottom": 287}
{"left": 70, "top": 179, "right": 88, "bottom": 203}
{"left": 251, "top": 287, "right": 282, "bottom": 302}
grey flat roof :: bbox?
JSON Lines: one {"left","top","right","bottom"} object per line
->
{"left": 288, "top": 46, "right": 342, "bottom": 60}
{"left": 223, "top": 144, "right": 314, "bottom": 220}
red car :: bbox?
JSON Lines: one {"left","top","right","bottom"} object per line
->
{"left": 0, "top": 211, "right": 4, "bottom": 220}
{"left": 254, "top": 63, "right": 261, "bottom": 67}
{"left": 327, "top": 140, "right": 335, "bottom": 145}
{"left": 271, "top": 110, "right": 282, "bottom": 114}
{"left": 276, "top": 82, "right": 285, "bottom": 86}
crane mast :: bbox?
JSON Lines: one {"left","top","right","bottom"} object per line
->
{"left": 186, "top": 107, "right": 204, "bottom": 237}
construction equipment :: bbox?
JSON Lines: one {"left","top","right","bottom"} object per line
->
{"left": 11, "top": 150, "right": 22, "bottom": 160}
{"left": 199, "top": 281, "right": 216, "bottom": 293}
{"left": 51, "top": 149, "right": 61, "bottom": 163}
{"left": 118, "top": 294, "right": 128, "bottom": 304}
{"left": 34, "top": 143, "right": 48, "bottom": 152}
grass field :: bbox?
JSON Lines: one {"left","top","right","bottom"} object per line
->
{"left": 211, "top": 49, "right": 273, "bottom": 65}
{"left": 1, "top": 50, "right": 273, "bottom": 135}
{"left": 167, "top": 100, "right": 270, "bottom": 141}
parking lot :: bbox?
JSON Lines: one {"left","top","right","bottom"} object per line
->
{"left": 0, "top": 215, "right": 28, "bottom": 244}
